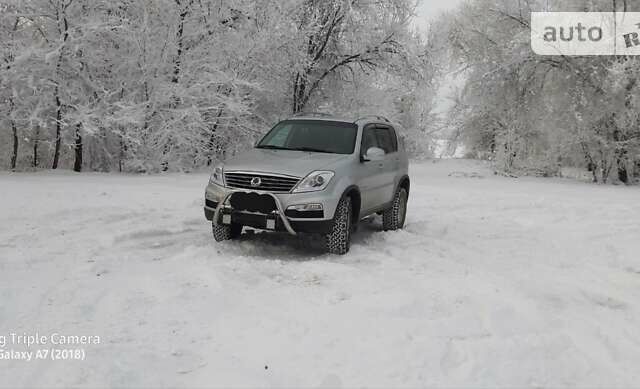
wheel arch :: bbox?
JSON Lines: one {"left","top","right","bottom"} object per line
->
{"left": 398, "top": 175, "right": 410, "bottom": 195}
{"left": 339, "top": 185, "right": 361, "bottom": 222}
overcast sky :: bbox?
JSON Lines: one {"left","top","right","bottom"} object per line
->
{"left": 414, "top": 0, "right": 464, "bottom": 32}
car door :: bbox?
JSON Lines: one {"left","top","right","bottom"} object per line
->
{"left": 356, "top": 124, "right": 387, "bottom": 213}
{"left": 373, "top": 125, "right": 399, "bottom": 205}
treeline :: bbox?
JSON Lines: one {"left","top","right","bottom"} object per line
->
{"left": 0, "top": 0, "right": 438, "bottom": 172}
{"left": 444, "top": 0, "right": 640, "bottom": 184}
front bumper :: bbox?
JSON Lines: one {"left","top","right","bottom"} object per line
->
{"left": 204, "top": 208, "right": 332, "bottom": 234}
{"left": 204, "top": 183, "right": 337, "bottom": 235}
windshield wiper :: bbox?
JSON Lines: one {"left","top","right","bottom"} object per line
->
{"left": 257, "top": 145, "right": 334, "bottom": 153}
{"left": 256, "top": 145, "right": 287, "bottom": 150}
{"left": 290, "top": 147, "right": 333, "bottom": 154}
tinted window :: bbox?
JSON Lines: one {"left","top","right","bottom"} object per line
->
{"left": 361, "top": 126, "right": 380, "bottom": 153}
{"left": 387, "top": 127, "right": 399, "bottom": 152}
{"left": 375, "top": 127, "right": 395, "bottom": 154}
{"left": 258, "top": 120, "right": 357, "bottom": 154}
{"left": 361, "top": 125, "right": 399, "bottom": 155}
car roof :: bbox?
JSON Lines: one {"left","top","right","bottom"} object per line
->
{"left": 286, "top": 113, "right": 394, "bottom": 127}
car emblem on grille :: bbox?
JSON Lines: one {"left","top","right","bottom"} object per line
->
{"left": 250, "top": 177, "right": 262, "bottom": 187}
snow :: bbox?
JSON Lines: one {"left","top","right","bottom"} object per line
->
{"left": 1, "top": 159, "right": 639, "bottom": 388}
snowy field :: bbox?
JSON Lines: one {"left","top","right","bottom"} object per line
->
{"left": 1, "top": 159, "right": 640, "bottom": 388}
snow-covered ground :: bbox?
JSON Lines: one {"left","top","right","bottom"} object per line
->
{"left": 1, "top": 159, "right": 639, "bottom": 388}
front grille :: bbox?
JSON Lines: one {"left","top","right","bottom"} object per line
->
{"left": 224, "top": 172, "right": 300, "bottom": 193}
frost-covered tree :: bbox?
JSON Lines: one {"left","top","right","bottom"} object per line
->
{"left": 443, "top": 0, "right": 640, "bottom": 183}
{"left": 289, "top": 0, "right": 415, "bottom": 113}
{"left": 0, "top": 0, "right": 438, "bottom": 172}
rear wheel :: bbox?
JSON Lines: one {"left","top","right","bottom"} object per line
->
{"left": 382, "top": 187, "right": 407, "bottom": 231}
{"left": 325, "top": 196, "right": 352, "bottom": 255}
{"left": 212, "top": 221, "right": 242, "bottom": 242}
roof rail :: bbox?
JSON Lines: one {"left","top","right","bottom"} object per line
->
{"left": 291, "top": 112, "right": 334, "bottom": 118}
{"left": 355, "top": 115, "right": 391, "bottom": 123}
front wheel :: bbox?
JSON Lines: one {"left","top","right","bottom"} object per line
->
{"left": 382, "top": 188, "right": 408, "bottom": 231}
{"left": 325, "top": 196, "right": 352, "bottom": 255}
{"left": 212, "top": 221, "right": 242, "bottom": 242}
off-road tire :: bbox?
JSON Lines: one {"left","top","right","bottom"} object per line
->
{"left": 325, "top": 196, "right": 352, "bottom": 255}
{"left": 383, "top": 188, "right": 407, "bottom": 231}
{"left": 212, "top": 221, "right": 242, "bottom": 242}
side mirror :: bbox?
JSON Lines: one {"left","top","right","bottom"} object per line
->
{"left": 362, "top": 147, "right": 385, "bottom": 162}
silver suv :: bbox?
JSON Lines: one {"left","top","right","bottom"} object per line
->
{"left": 204, "top": 113, "right": 410, "bottom": 254}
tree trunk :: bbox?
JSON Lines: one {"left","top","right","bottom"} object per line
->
{"left": 172, "top": 9, "right": 188, "bottom": 84}
{"left": 9, "top": 97, "right": 18, "bottom": 170}
{"left": 52, "top": 8, "right": 69, "bottom": 170}
{"left": 119, "top": 133, "right": 126, "bottom": 173}
{"left": 616, "top": 146, "right": 629, "bottom": 184}
{"left": 162, "top": 4, "right": 190, "bottom": 172}
{"left": 207, "top": 109, "right": 225, "bottom": 166}
{"left": 581, "top": 142, "right": 598, "bottom": 182}
{"left": 73, "top": 123, "right": 83, "bottom": 172}
{"left": 600, "top": 153, "right": 612, "bottom": 184}
{"left": 161, "top": 145, "right": 170, "bottom": 172}
{"left": 33, "top": 125, "right": 40, "bottom": 168}
{"left": 292, "top": 73, "right": 308, "bottom": 113}
{"left": 206, "top": 85, "right": 232, "bottom": 166}
{"left": 616, "top": 77, "right": 636, "bottom": 184}
{"left": 10, "top": 119, "right": 18, "bottom": 170}
{"left": 52, "top": 88, "right": 63, "bottom": 169}
{"left": 618, "top": 162, "right": 629, "bottom": 184}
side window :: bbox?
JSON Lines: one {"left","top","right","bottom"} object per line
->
{"left": 361, "top": 126, "right": 380, "bottom": 154}
{"left": 375, "top": 126, "right": 398, "bottom": 154}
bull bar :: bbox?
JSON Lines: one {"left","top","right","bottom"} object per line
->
{"left": 212, "top": 190, "right": 298, "bottom": 236}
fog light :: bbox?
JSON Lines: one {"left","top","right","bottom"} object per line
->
{"left": 288, "top": 204, "right": 323, "bottom": 212}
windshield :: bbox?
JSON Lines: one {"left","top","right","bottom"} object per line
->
{"left": 257, "top": 120, "right": 357, "bottom": 155}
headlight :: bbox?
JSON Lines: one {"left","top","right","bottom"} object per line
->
{"left": 209, "top": 165, "right": 225, "bottom": 187}
{"left": 292, "top": 171, "right": 334, "bottom": 193}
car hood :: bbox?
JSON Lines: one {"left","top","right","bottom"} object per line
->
{"left": 223, "top": 149, "right": 350, "bottom": 178}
